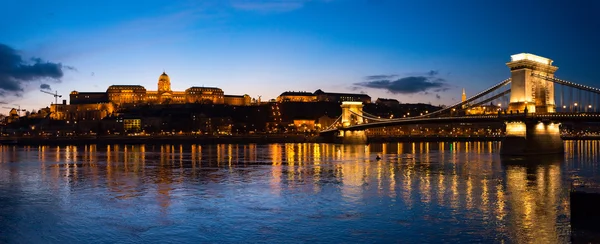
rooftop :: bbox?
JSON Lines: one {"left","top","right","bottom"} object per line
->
{"left": 377, "top": 98, "right": 399, "bottom": 102}
{"left": 186, "top": 87, "right": 223, "bottom": 91}
{"left": 510, "top": 53, "right": 553, "bottom": 65}
{"left": 280, "top": 91, "right": 315, "bottom": 96}
{"left": 314, "top": 89, "right": 371, "bottom": 97}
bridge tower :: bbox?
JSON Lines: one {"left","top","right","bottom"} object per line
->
{"left": 507, "top": 53, "right": 558, "bottom": 114}
{"left": 337, "top": 101, "right": 367, "bottom": 144}
{"left": 502, "top": 53, "right": 563, "bottom": 155}
{"left": 341, "top": 101, "right": 364, "bottom": 127}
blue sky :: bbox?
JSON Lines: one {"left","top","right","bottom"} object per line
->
{"left": 1, "top": 0, "right": 599, "bottom": 113}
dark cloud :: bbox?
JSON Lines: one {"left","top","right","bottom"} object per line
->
{"left": 365, "top": 74, "right": 398, "bottom": 80}
{"left": 40, "top": 83, "right": 51, "bottom": 90}
{"left": 427, "top": 70, "right": 439, "bottom": 76}
{"left": 354, "top": 71, "right": 450, "bottom": 94}
{"left": 0, "top": 43, "right": 70, "bottom": 97}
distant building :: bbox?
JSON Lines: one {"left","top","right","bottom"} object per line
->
{"left": 292, "top": 119, "right": 316, "bottom": 132}
{"left": 224, "top": 94, "right": 251, "bottom": 106}
{"left": 376, "top": 98, "right": 400, "bottom": 107}
{"left": 277, "top": 90, "right": 371, "bottom": 103}
{"left": 51, "top": 103, "right": 115, "bottom": 121}
{"left": 277, "top": 91, "right": 317, "bottom": 103}
{"left": 466, "top": 103, "right": 501, "bottom": 115}
{"left": 70, "top": 92, "right": 109, "bottom": 104}
{"left": 314, "top": 89, "right": 371, "bottom": 103}
{"left": 71, "top": 72, "right": 228, "bottom": 107}
{"left": 184, "top": 87, "right": 224, "bottom": 104}
{"left": 107, "top": 85, "right": 149, "bottom": 105}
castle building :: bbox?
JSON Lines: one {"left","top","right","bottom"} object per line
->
{"left": 276, "top": 89, "right": 372, "bottom": 103}
{"left": 69, "top": 72, "right": 246, "bottom": 107}
{"left": 224, "top": 95, "right": 252, "bottom": 106}
{"left": 59, "top": 72, "right": 250, "bottom": 122}
{"left": 185, "top": 87, "right": 224, "bottom": 104}
{"left": 314, "top": 89, "right": 371, "bottom": 103}
{"left": 277, "top": 91, "right": 317, "bottom": 102}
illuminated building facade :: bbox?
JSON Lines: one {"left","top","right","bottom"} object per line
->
{"left": 51, "top": 102, "right": 115, "bottom": 121}
{"left": 107, "top": 85, "right": 147, "bottom": 105}
{"left": 224, "top": 95, "right": 251, "bottom": 106}
{"left": 466, "top": 104, "right": 501, "bottom": 115}
{"left": 314, "top": 89, "right": 371, "bottom": 103}
{"left": 70, "top": 72, "right": 243, "bottom": 107}
{"left": 277, "top": 91, "right": 317, "bottom": 102}
{"left": 277, "top": 89, "right": 372, "bottom": 103}
{"left": 123, "top": 118, "right": 142, "bottom": 132}
{"left": 185, "top": 87, "right": 224, "bottom": 104}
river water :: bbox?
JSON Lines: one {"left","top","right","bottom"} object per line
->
{"left": 0, "top": 141, "right": 599, "bottom": 243}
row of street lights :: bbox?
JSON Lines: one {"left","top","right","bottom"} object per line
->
{"left": 450, "top": 101, "right": 595, "bottom": 114}
{"left": 561, "top": 102, "right": 594, "bottom": 112}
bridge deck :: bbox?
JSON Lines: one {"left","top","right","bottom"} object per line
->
{"left": 321, "top": 113, "right": 600, "bottom": 133}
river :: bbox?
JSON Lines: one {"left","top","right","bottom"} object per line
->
{"left": 1, "top": 141, "right": 599, "bottom": 243}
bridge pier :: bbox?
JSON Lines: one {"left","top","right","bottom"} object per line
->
{"left": 335, "top": 130, "right": 367, "bottom": 144}
{"left": 501, "top": 121, "right": 563, "bottom": 155}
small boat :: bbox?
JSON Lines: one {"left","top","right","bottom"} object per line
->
{"left": 375, "top": 155, "right": 382, "bottom": 160}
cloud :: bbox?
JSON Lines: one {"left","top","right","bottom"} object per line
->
{"left": 365, "top": 74, "right": 398, "bottom": 80}
{"left": 0, "top": 43, "right": 70, "bottom": 97}
{"left": 355, "top": 70, "right": 450, "bottom": 94}
{"left": 427, "top": 70, "right": 439, "bottom": 76}
{"left": 40, "top": 83, "right": 51, "bottom": 90}
{"left": 231, "top": 0, "right": 328, "bottom": 12}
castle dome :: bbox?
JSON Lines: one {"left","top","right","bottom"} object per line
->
{"left": 159, "top": 72, "right": 169, "bottom": 80}
{"left": 158, "top": 72, "right": 171, "bottom": 92}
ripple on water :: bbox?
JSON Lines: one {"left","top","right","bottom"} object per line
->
{"left": 0, "top": 142, "right": 590, "bottom": 243}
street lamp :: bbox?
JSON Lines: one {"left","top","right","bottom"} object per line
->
{"left": 574, "top": 102, "right": 578, "bottom": 113}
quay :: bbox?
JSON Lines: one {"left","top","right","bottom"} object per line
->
{"left": 1, "top": 135, "right": 600, "bottom": 146}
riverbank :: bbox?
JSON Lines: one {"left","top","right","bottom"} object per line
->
{"left": 1, "top": 135, "right": 599, "bottom": 146}
{"left": 0, "top": 135, "right": 322, "bottom": 146}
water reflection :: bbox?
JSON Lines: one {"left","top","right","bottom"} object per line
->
{"left": 0, "top": 141, "right": 599, "bottom": 242}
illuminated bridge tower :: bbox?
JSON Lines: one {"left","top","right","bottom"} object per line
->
{"left": 502, "top": 53, "right": 563, "bottom": 155}
{"left": 341, "top": 101, "right": 364, "bottom": 127}
{"left": 507, "top": 53, "right": 558, "bottom": 113}
{"left": 337, "top": 101, "right": 367, "bottom": 144}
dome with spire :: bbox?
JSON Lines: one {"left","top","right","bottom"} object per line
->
{"left": 158, "top": 71, "right": 171, "bottom": 92}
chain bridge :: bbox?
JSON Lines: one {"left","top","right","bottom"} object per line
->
{"left": 320, "top": 53, "right": 600, "bottom": 155}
